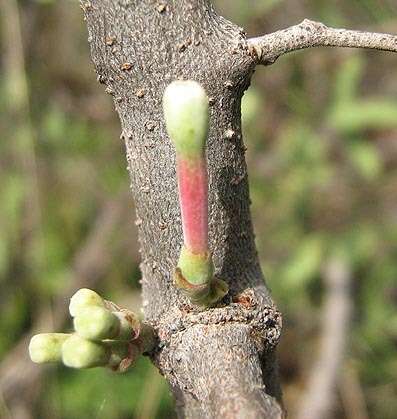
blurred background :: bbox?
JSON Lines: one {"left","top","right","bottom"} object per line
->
{"left": 0, "top": 0, "right": 396, "bottom": 418}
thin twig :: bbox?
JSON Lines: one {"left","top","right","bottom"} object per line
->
{"left": 339, "top": 363, "right": 369, "bottom": 419}
{"left": 296, "top": 256, "right": 353, "bottom": 419}
{"left": 248, "top": 19, "right": 397, "bottom": 65}
{"left": 1, "top": 0, "right": 44, "bottom": 256}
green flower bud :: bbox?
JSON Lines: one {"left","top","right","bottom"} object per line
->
{"left": 69, "top": 288, "right": 105, "bottom": 317}
{"left": 62, "top": 335, "right": 110, "bottom": 369}
{"left": 29, "top": 333, "right": 70, "bottom": 364}
{"left": 163, "top": 80, "right": 209, "bottom": 159}
{"left": 73, "top": 306, "right": 119, "bottom": 341}
{"left": 178, "top": 245, "right": 213, "bottom": 285}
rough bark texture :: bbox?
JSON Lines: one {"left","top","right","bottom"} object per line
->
{"left": 82, "top": 0, "right": 283, "bottom": 418}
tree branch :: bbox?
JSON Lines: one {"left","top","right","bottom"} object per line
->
{"left": 248, "top": 19, "right": 397, "bottom": 65}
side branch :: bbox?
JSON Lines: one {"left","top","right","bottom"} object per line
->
{"left": 248, "top": 19, "right": 397, "bottom": 65}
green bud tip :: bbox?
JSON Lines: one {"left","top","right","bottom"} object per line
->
{"left": 29, "top": 333, "right": 70, "bottom": 364}
{"left": 69, "top": 288, "right": 105, "bottom": 317}
{"left": 163, "top": 80, "right": 209, "bottom": 159}
{"left": 73, "top": 306, "right": 120, "bottom": 341}
{"left": 62, "top": 335, "right": 110, "bottom": 369}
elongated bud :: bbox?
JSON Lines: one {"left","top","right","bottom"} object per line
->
{"left": 163, "top": 80, "right": 228, "bottom": 306}
{"left": 73, "top": 306, "right": 120, "bottom": 341}
{"left": 163, "top": 80, "right": 209, "bottom": 159}
{"left": 69, "top": 288, "right": 105, "bottom": 317}
{"left": 29, "top": 333, "right": 70, "bottom": 364}
{"left": 163, "top": 80, "right": 210, "bottom": 256}
{"left": 62, "top": 335, "right": 110, "bottom": 369}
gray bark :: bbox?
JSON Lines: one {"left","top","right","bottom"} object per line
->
{"left": 82, "top": 0, "right": 283, "bottom": 417}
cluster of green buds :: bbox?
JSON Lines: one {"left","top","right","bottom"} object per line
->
{"left": 29, "top": 289, "right": 155, "bottom": 371}
{"left": 163, "top": 80, "right": 228, "bottom": 306}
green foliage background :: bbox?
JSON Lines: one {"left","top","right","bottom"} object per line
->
{"left": 0, "top": 0, "right": 396, "bottom": 418}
